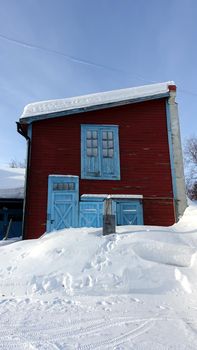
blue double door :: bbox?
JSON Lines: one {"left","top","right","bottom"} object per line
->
{"left": 79, "top": 199, "right": 143, "bottom": 227}
{"left": 47, "top": 175, "right": 143, "bottom": 232}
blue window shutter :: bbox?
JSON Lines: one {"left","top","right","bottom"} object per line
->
{"left": 81, "top": 126, "right": 100, "bottom": 178}
{"left": 101, "top": 127, "right": 120, "bottom": 179}
{"left": 81, "top": 125, "right": 120, "bottom": 180}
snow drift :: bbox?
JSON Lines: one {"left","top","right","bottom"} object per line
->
{"left": 0, "top": 202, "right": 197, "bottom": 299}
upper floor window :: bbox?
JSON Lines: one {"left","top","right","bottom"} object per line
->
{"left": 81, "top": 125, "right": 120, "bottom": 180}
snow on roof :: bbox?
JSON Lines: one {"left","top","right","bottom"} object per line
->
{"left": 0, "top": 167, "right": 25, "bottom": 199}
{"left": 20, "top": 81, "right": 175, "bottom": 122}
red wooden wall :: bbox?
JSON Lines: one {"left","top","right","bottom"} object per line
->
{"left": 23, "top": 98, "right": 175, "bottom": 239}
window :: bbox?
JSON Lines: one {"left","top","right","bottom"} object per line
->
{"left": 53, "top": 182, "right": 75, "bottom": 191}
{"left": 81, "top": 125, "right": 120, "bottom": 180}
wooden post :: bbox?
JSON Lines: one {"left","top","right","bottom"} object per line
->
{"left": 103, "top": 198, "right": 116, "bottom": 235}
{"left": 3, "top": 218, "right": 12, "bottom": 240}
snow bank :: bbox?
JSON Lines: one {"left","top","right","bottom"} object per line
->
{"left": 0, "top": 167, "right": 25, "bottom": 198}
{"left": 173, "top": 200, "right": 197, "bottom": 232}
{"left": 0, "top": 204, "right": 197, "bottom": 299}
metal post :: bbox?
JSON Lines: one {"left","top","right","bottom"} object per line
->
{"left": 103, "top": 198, "right": 116, "bottom": 235}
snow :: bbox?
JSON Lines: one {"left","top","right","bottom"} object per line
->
{"left": 0, "top": 167, "right": 25, "bottom": 198}
{"left": 20, "top": 81, "right": 175, "bottom": 120}
{"left": 81, "top": 194, "right": 143, "bottom": 199}
{"left": 49, "top": 174, "right": 79, "bottom": 177}
{"left": 0, "top": 202, "right": 197, "bottom": 349}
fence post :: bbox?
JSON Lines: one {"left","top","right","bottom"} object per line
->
{"left": 103, "top": 198, "right": 116, "bottom": 235}
{"left": 3, "top": 218, "right": 12, "bottom": 240}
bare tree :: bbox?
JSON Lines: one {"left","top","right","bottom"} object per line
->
{"left": 184, "top": 136, "right": 197, "bottom": 200}
{"left": 9, "top": 159, "right": 26, "bottom": 168}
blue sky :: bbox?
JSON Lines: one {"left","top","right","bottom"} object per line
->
{"left": 0, "top": 0, "right": 196, "bottom": 165}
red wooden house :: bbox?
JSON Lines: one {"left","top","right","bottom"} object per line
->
{"left": 17, "top": 82, "right": 187, "bottom": 239}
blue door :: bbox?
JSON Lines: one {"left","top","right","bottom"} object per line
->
{"left": 116, "top": 200, "right": 143, "bottom": 225}
{"left": 79, "top": 201, "right": 103, "bottom": 227}
{"left": 47, "top": 176, "right": 79, "bottom": 232}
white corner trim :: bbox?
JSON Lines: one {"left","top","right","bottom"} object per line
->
{"left": 167, "top": 90, "right": 187, "bottom": 218}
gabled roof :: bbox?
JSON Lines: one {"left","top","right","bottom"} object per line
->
{"left": 19, "top": 81, "right": 176, "bottom": 124}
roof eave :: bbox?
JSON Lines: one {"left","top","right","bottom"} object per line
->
{"left": 19, "top": 91, "right": 170, "bottom": 125}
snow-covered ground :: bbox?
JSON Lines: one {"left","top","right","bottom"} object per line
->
{"left": 0, "top": 203, "right": 197, "bottom": 349}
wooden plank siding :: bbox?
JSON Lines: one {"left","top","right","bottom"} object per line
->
{"left": 24, "top": 98, "right": 175, "bottom": 239}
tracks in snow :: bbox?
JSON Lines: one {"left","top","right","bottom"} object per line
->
{"left": 0, "top": 315, "right": 157, "bottom": 349}
{"left": 77, "top": 319, "right": 155, "bottom": 349}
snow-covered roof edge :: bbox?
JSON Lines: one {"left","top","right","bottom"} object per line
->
{"left": 0, "top": 187, "right": 24, "bottom": 199}
{"left": 20, "top": 81, "right": 175, "bottom": 123}
{"left": 0, "top": 167, "right": 25, "bottom": 199}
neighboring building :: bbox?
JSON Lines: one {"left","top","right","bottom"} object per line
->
{"left": 17, "top": 82, "right": 187, "bottom": 240}
{"left": 0, "top": 167, "right": 25, "bottom": 239}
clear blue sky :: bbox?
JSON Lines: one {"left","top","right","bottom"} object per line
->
{"left": 0, "top": 0, "right": 196, "bottom": 165}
